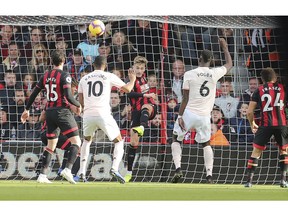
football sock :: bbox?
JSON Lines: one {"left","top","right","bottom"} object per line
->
{"left": 127, "top": 144, "right": 137, "bottom": 172}
{"left": 171, "top": 141, "right": 182, "bottom": 169}
{"left": 60, "top": 150, "right": 69, "bottom": 170}
{"left": 41, "top": 147, "right": 54, "bottom": 175}
{"left": 112, "top": 140, "right": 124, "bottom": 171}
{"left": 140, "top": 108, "right": 149, "bottom": 127}
{"left": 203, "top": 145, "right": 214, "bottom": 177}
{"left": 279, "top": 154, "right": 288, "bottom": 181}
{"left": 78, "top": 139, "right": 92, "bottom": 176}
{"left": 71, "top": 156, "right": 80, "bottom": 175}
{"left": 246, "top": 157, "right": 259, "bottom": 182}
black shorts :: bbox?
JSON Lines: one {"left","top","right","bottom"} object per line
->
{"left": 253, "top": 126, "right": 288, "bottom": 150}
{"left": 41, "top": 130, "right": 71, "bottom": 150}
{"left": 130, "top": 104, "right": 158, "bottom": 128}
{"left": 46, "top": 108, "right": 79, "bottom": 139}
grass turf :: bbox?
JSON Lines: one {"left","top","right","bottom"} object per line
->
{"left": 0, "top": 180, "right": 287, "bottom": 201}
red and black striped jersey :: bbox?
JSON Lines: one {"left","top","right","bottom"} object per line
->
{"left": 36, "top": 69, "right": 72, "bottom": 109}
{"left": 251, "top": 82, "right": 286, "bottom": 126}
{"left": 127, "top": 75, "right": 155, "bottom": 111}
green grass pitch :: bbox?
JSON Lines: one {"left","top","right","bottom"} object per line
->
{"left": 0, "top": 180, "right": 287, "bottom": 200}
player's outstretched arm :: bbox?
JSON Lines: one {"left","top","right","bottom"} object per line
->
{"left": 219, "top": 38, "right": 233, "bottom": 72}
{"left": 121, "top": 68, "right": 136, "bottom": 93}
{"left": 247, "top": 101, "right": 258, "bottom": 133}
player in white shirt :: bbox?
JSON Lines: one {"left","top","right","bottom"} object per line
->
{"left": 77, "top": 56, "right": 136, "bottom": 184}
{"left": 171, "top": 38, "right": 233, "bottom": 183}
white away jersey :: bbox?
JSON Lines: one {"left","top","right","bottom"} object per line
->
{"left": 78, "top": 70, "right": 125, "bottom": 117}
{"left": 183, "top": 66, "right": 227, "bottom": 116}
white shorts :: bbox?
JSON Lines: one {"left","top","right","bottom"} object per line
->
{"left": 83, "top": 115, "right": 120, "bottom": 141}
{"left": 173, "top": 109, "right": 211, "bottom": 143}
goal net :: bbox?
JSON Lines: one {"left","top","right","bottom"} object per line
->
{"left": 0, "top": 16, "right": 287, "bottom": 185}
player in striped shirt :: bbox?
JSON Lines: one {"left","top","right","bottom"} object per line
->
{"left": 244, "top": 67, "right": 288, "bottom": 188}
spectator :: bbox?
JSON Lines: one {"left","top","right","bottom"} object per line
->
{"left": 27, "top": 43, "right": 50, "bottom": 81}
{"left": 22, "top": 26, "right": 45, "bottom": 62}
{"left": 0, "top": 70, "right": 18, "bottom": 105}
{"left": 215, "top": 77, "right": 239, "bottom": 118}
{"left": 0, "top": 25, "right": 14, "bottom": 61}
{"left": 210, "top": 123, "right": 230, "bottom": 146}
{"left": 166, "top": 94, "right": 179, "bottom": 137}
{"left": 98, "top": 40, "right": 113, "bottom": 71}
{"left": 76, "top": 27, "right": 100, "bottom": 64}
{"left": 239, "top": 77, "right": 260, "bottom": 104}
{"left": 10, "top": 88, "right": 26, "bottom": 129}
{"left": 110, "top": 30, "right": 137, "bottom": 71}
{"left": 238, "top": 77, "right": 261, "bottom": 122}
{"left": 64, "top": 48, "right": 90, "bottom": 81}
{"left": 165, "top": 59, "right": 185, "bottom": 104}
{"left": 31, "top": 91, "right": 43, "bottom": 111}
{"left": 110, "top": 90, "right": 122, "bottom": 127}
{"left": 17, "top": 108, "right": 42, "bottom": 140}
{"left": 54, "top": 36, "right": 72, "bottom": 62}
{"left": 0, "top": 106, "right": 10, "bottom": 141}
{"left": 143, "top": 113, "right": 162, "bottom": 143}
{"left": 147, "top": 74, "right": 161, "bottom": 95}
{"left": 120, "top": 104, "right": 132, "bottom": 140}
{"left": 22, "top": 73, "right": 36, "bottom": 100}
{"left": 210, "top": 104, "right": 232, "bottom": 142}
{"left": 0, "top": 42, "right": 28, "bottom": 83}
{"left": 228, "top": 103, "right": 254, "bottom": 145}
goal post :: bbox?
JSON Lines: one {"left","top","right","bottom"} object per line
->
{"left": 0, "top": 16, "right": 286, "bottom": 184}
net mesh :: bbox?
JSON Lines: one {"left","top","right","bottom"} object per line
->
{"left": 0, "top": 15, "right": 287, "bottom": 184}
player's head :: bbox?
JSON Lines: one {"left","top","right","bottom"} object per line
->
{"left": 133, "top": 56, "right": 147, "bottom": 77}
{"left": 199, "top": 49, "right": 213, "bottom": 66}
{"left": 261, "top": 67, "right": 277, "bottom": 83}
{"left": 93, "top": 55, "right": 107, "bottom": 70}
{"left": 51, "top": 50, "right": 65, "bottom": 66}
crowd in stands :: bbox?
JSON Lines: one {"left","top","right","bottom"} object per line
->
{"left": 0, "top": 18, "right": 287, "bottom": 146}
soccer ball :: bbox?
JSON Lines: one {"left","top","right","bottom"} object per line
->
{"left": 89, "top": 20, "right": 105, "bottom": 37}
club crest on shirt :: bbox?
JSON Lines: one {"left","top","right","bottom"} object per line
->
{"left": 66, "top": 77, "right": 72, "bottom": 83}
{"left": 140, "top": 84, "right": 149, "bottom": 93}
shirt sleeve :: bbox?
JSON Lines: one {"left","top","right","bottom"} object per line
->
{"left": 110, "top": 73, "right": 126, "bottom": 89}
{"left": 182, "top": 73, "right": 189, "bottom": 90}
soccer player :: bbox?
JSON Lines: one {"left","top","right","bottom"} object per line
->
{"left": 171, "top": 38, "right": 232, "bottom": 183}
{"left": 244, "top": 68, "right": 288, "bottom": 188}
{"left": 36, "top": 78, "right": 81, "bottom": 181}
{"left": 124, "top": 56, "right": 158, "bottom": 183}
{"left": 21, "top": 50, "right": 82, "bottom": 184}
{"left": 77, "top": 55, "right": 136, "bottom": 184}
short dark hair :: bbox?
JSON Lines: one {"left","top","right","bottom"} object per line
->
{"left": 200, "top": 49, "right": 213, "bottom": 63}
{"left": 93, "top": 56, "right": 107, "bottom": 69}
{"left": 51, "top": 50, "right": 65, "bottom": 66}
{"left": 261, "top": 67, "right": 276, "bottom": 82}
{"left": 219, "top": 76, "right": 233, "bottom": 83}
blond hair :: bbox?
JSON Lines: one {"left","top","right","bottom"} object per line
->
{"left": 133, "top": 55, "right": 148, "bottom": 66}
